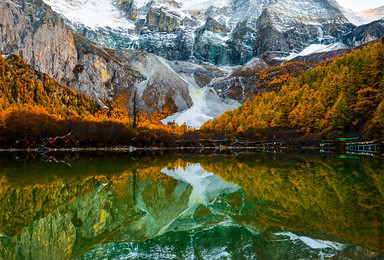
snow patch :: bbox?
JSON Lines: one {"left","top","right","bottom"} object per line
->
{"left": 179, "top": 0, "right": 232, "bottom": 11}
{"left": 95, "top": 183, "right": 109, "bottom": 194}
{"left": 96, "top": 97, "right": 109, "bottom": 109}
{"left": 134, "top": 0, "right": 150, "bottom": 9}
{"left": 162, "top": 85, "right": 212, "bottom": 128}
{"left": 1, "top": 53, "right": 9, "bottom": 59}
{"left": 278, "top": 42, "right": 347, "bottom": 60}
{"left": 42, "top": 0, "right": 135, "bottom": 30}
{"left": 161, "top": 83, "right": 240, "bottom": 129}
{"left": 160, "top": 63, "right": 239, "bottom": 129}
{"left": 299, "top": 43, "right": 347, "bottom": 56}
{"left": 198, "top": 31, "right": 230, "bottom": 46}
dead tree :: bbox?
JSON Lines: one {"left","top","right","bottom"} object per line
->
{"left": 132, "top": 90, "right": 138, "bottom": 129}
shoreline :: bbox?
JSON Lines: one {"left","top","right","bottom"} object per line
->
{"left": 2, "top": 146, "right": 381, "bottom": 155}
{"left": 0, "top": 146, "right": 294, "bottom": 153}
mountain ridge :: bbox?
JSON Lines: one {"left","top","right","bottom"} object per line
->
{"left": 41, "top": 0, "right": 358, "bottom": 65}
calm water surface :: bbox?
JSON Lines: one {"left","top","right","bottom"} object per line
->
{"left": 0, "top": 151, "right": 383, "bottom": 259}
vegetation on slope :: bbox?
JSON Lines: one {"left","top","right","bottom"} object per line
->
{"left": 202, "top": 41, "right": 384, "bottom": 140}
{"left": 1, "top": 41, "right": 383, "bottom": 147}
{"left": 0, "top": 54, "right": 190, "bottom": 148}
{"left": 0, "top": 54, "right": 99, "bottom": 116}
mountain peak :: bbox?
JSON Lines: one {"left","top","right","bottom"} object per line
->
{"left": 41, "top": 0, "right": 355, "bottom": 65}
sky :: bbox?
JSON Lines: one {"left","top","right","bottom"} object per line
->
{"left": 336, "top": 0, "right": 384, "bottom": 12}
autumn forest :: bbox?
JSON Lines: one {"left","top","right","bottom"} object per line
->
{"left": 1, "top": 41, "right": 383, "bottom": 148}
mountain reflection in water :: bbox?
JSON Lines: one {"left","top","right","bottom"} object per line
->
{"left": 0, "top": 152, "right": 383, "bottom": 259}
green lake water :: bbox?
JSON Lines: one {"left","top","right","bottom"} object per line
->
{"left": 0, "top": 151, "right": 383, "bottom": 259}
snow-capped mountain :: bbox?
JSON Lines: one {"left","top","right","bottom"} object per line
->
{"left": 41, "top": 0, "right": 355, "bottom": 65}
{"left": 2, "top": 0, "right": 384, "bottom": 129}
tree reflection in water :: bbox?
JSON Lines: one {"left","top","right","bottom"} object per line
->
{"left": 0, "top": 152, "right": 382, "bottom": 259}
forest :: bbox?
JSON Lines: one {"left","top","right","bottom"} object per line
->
{"left": 0, "top": 41, "right": 383, "bottom": 148}
{"left": 202, "top": 41, "right": 384, "bottom": 141}
{"left": 0, "top": 54, "right": 191, "bottom": 148}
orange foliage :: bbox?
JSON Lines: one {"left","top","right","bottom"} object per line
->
{"left": 202, "top": 42, "right": 384, "bottom": 140}
{"left": 0, "top": 52, "right": 194, "bottom": 147}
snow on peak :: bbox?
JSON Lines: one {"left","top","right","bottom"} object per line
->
{"left": 179, "top": 0, "right": 232, "bottom": 11}
{"left": 43, "top": 0, "right": 135, "bottom": 30}
{"left": 356, "top": 6, "right": 384, "bottom": 24}
{"left": 342, "top": 6, "right": 384, "bottom": 26}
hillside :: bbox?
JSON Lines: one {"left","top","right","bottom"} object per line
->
{"left": 0, "top": 53, "right": 99, "bottom": 115}
{"left": 0, "top": 53, "right": 199, "bottom": 148}
{"left": 201, "top": 41, "right": 384, "bottom": 140}
{"left": 0, "top": 54, "right": 141, "bottom": 147}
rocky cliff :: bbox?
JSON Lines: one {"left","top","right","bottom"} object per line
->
{"left": 0, "top": 0, "right": 199, "bottom": 113}
{"left": 0, "top": 0, "right": 77, "bottom": 86}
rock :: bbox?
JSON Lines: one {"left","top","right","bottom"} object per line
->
{"left": 0, "top": 0, "right": 78, "bottom": 85}
{"left": 343, "top": 19, "right": 384, "bottom": 46}
{"left": 146, "top": 7, "right": 181, "bottom": 32}
{"left": 209, "top": 59, "right": 269, "bottom": 102}
{"left": 253, "top": 0, "right": 356, "bottom": 58}
{"left": 113, "top": 50, "right": 193, "bottom": 113}
{"left": 200, "top": 17, "right": 229, "bottom": 33}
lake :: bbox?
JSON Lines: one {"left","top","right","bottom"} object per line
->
{"left": 0, "top": 151, "right": 383, "bottom": 259}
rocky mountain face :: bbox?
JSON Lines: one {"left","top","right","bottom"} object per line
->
{"left": 343, "top": 19, "right": 384, "bottom": 46}
{"left": 0, "top": 0, "right": 77, "bottom": 86}
{"left": 0, "top": 0, "right": 134, "bottom": 103}
{"left": 208, "top": 41, "right": 380, "bottom": 103}
{"left": 0, "top": 0, "right": 206, "bottom": 113}
{"left": 41, "top": 0, "right": 358, "bottom": 65}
